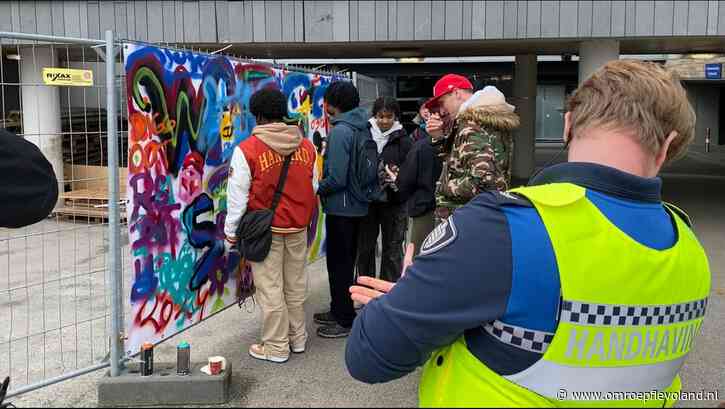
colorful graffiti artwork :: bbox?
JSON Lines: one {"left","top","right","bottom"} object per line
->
{"left": 124, "top": 43, "right": 338, "bottom": 354}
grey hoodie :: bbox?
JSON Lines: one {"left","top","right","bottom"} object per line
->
{"left": 318, "top": 107, "right": 370, "bottom": 217}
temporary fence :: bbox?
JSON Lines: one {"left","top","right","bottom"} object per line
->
{"left": 0, "top": 30, "right": 350, "bottom": 400}
{"left": 354, "top": 72, "right": 395, "bottom": 110}
{"left": 0, "top": 29, "right": 124, "bottom": 398}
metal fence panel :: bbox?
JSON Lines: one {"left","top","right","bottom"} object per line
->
{"left": 0, "top": 30, "right": 123, "bottom": 399}
{"left": 355, "top": 72, "right": 395, "bottom": 111}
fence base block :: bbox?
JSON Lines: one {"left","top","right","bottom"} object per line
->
{"left": 97, "top": 362, "right": 232, "bottom": 406}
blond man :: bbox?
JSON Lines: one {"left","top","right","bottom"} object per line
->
{"left": 346, "top": 61, "right": 711, "bottom": 407}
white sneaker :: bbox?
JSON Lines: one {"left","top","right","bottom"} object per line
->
{"left": 248, "top": 344, "right": 288, "bottom": 363}
{"left": 290, "top": 342, "right": 306, "bottom": 354}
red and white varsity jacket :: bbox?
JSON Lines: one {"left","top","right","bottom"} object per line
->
{"left": 224, "top": 135, "right": 318, "bottom": 237}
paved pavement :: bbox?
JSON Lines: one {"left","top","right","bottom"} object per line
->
{"left": 5, "top": 175, "right": 725, "bottom": 408}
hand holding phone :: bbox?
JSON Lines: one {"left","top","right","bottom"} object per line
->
{"left": 427, "top": 113, "right": 445, "bottom": 141}
{"left": 384, "top": 164, "right": 398, "bottom": 183}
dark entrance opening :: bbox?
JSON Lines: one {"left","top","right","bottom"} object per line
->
{"left": 720, "top": 86, "right": 725, "bottom": 145}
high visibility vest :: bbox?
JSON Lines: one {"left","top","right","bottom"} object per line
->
{"left": 419, "top": 183, "right": 711, "bottom": 408}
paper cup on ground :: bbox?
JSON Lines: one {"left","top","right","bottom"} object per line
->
{"left": 200, "top": 356, "right": 227, "bottom": 375}
{"left": 209, "top": 356, "right": 225, "bottom": 375}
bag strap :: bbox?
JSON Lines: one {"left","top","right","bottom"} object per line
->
{"left": 270, "top": 155, "right": 293, "bottom": 213}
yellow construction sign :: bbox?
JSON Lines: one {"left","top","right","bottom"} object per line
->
{"left": 42, "top": 67, "right": 94, "bottom": 87}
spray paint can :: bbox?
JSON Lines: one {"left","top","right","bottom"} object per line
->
{"left": 141, "top": 342, "right": 154, "bottom": 376}
{"left": 176, "top": 341, "right": 191, "bottom": 375}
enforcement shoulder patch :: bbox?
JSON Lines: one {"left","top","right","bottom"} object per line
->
{"left": 420, "top": 216, "right": 458, "bottom": 256}
{"left": 493, "top": 190, "right": 533, "bottom": 207}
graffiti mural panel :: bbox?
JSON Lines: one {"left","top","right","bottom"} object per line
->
{"left": 124, "top": 43, "right": 337, "bottom": 354}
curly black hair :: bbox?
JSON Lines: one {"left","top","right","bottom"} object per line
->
{"left": 249, "top": 88, "right": 287, "bottom": 122}
{"left": 323, "top": 81, "right": 360, "bottom": 113}
{"left": 312, "top": 131, "right": 324, "bottom": 153}
{"left": 372, "top": 96, "right": 401, "bottom": 119}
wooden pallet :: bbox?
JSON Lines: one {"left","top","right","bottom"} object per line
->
{"left": 63, "top": 165, "right": 128, "bottom": 192}
{"left": 56, "top": 188, "right": 127, "bottom": 223}
{"left": 54, "top": 206, "right": 127, "bottom": 223}
{"left": 61, "top": 188, "right": 116, "bottom": 203}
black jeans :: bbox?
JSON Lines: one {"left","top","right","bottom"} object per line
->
{"left": 356, "top": 202, "right": 408, "bottom": 282}
{"left": 325, "top": 214, "right": 362, "bottom": 328}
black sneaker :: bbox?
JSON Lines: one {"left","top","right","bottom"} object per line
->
{"left": 313, "top": 311, "right": 337, "bottom": 326}
{"left": 317, "top": 324, "right": 351, "bottom": 339}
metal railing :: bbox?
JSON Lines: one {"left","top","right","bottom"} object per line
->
{"left": 0, "top": 30, "right": 124, "bottom": 399}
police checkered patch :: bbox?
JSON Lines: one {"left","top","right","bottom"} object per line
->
{"left": 420, "top": 217, "right": 457, "bottom": 255}
{"left": 559, "top": 298, "right": 708, "bottom": 327}
{"left": 484, "top": 320, "right": 555, "bottom": 354}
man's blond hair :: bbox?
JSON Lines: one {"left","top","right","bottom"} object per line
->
{"left": 566, "top": 60, "right": 695, "bottom": 164}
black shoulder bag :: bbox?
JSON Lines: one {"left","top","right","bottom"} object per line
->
{"left": 234, "top": 155, "right": 292, "bottom": 262}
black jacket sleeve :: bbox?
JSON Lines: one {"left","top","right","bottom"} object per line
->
{"left": 0, "top": 129, "right": 59, "bottom": 228}
{"left": 384, "top": 129, "right": 413, "bottom": 204}
{"left": 396, "top": 141, "right": 419, "bottom": 202}
{"left": 398, "top": 135, "right": 413, "bottom": 185}
{"left": 398, "top": 131, "right": 413, "bottom": 164}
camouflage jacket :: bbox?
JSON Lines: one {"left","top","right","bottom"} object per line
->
{"left": 435, "top": 103, "right": 519, "bottom": 211}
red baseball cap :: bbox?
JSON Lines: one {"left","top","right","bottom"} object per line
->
{"left": 423, "top": 74, "right": 474, "bottom": 110}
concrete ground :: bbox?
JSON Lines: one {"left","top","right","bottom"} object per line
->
{"left": 0, "top": 217, "right": 114, "bottom": 390}
{"left": 2, "top": 173, "right": 724, "bottom": 407}
{"left": 5, "top": 254, "right": 420, "bottom": 408}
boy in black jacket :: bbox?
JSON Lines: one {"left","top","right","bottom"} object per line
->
{"left": 356, "top": 97, "right": 412, "bottom": 282}
{"left": 396, "top": 103, "right": 443, "bottom": 257}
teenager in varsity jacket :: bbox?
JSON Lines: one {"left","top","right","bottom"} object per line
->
{"left": 224, "top": 89, "right": 318, "bottom": 364}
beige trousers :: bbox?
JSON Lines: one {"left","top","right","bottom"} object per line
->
{"left": 250, "top": 230, "right": 308, "bottom": 357}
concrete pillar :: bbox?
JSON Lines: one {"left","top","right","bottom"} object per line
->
{"left": 512, "top": 54, "right": 537, "bottom": 183}
{"left": 578, "top": 40, "right": 620, "bottom": 83}
{"left": 20, "top": 46, "right": 63, "bottom": 206}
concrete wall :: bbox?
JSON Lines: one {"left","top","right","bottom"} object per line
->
{"left": 1, "top": 1, "right": 725, "bottom": 44}
{"left": 19, "top": 46, "right": 64, "bottom": 204}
